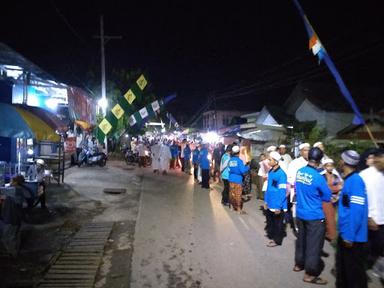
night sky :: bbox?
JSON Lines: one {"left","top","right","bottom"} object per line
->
{"left": 1, "top": 1, "right": 383, "bottom": 122}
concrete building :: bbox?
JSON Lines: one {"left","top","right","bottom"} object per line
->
{"left": 202, "top": 110, "right": 245, "bottom": 130}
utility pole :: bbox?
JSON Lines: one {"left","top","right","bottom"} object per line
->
{"left": 94, "top": 15, "right": 122, "bottom": 153}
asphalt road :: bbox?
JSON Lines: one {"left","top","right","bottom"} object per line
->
{"left": 55, "top": 162, "right": 381, "bottom": 288}
{"left": 130, "top": 167, "right": 375, "bottom": 288}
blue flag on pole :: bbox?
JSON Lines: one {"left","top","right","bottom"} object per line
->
{"left": 292, "top": 0, "right": 365, "bottom": 125}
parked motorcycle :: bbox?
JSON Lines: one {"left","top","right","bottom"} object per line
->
{"left": 124, "top": 149, "right": 138, "bottom": 165}
{"left": 78, "top": 147, "right": 107, "bottom": 167}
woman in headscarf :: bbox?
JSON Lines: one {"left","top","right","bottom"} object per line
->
{"left": 239, "top": 140, "right": 252, "bottom": 202}
{"left": 228, "top": 145, "right": 250, "bottom": 214}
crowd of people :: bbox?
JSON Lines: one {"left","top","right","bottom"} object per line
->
{"left": 258, "top": 142, "right": 383, "bottom": 286}
{"left": 129, "top": 137, "right": 383, "bottom": 286}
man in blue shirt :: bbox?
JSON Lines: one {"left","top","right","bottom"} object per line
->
{"left": 199, "top": 144, "right": 211, "bottom": 189}
{"left": 184, "top": 143, "right": 192, "bottom": 175}
{"left": 220, "top": 145, "right": 232, "bottom": 206}
{"left": 336, "top": 150, "right": 368, "bottom": 288}
{"left": 170, "top": 141, "right": 179, "bottom": 169}
{"left": 192, "top": 144, "right": 200, "bottom": 182}
{"left": 294, "top": 147, "right": 332, "bottom": 285}
{"left": 264, "top": 151, "right": 287, "bottom": 247}
{"left": 228, "top": 145, "right": 250, "bottom": 214}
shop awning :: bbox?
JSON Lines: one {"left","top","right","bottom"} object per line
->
{"left": 14, "top": 104, "right": 69, "bottom": 134}
{"left": 75, "top": 120, "right": 92, "bottom": 130}
{"left": 0, "top": 103, "right": 60, "bottom": 142}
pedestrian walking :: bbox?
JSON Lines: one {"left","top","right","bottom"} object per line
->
{"left": 170, "top": 141, "right": 179, "bottom": 169}
{"left": 184, "top": 143, "right": 192, "bottom": 174}
{"left": 228, "top": 145, "right": 250, "bottom": 214}
{"left": 180, "top": 139, "right": 187, "bottom": 172}
{"left": 212, "top": 143, "right": 225, "bottom": 182}
{"left": 159, "top": 141, "right": 172, "bottom": 175}
{"left": 360, "top": 148, "right": 384, "bottom": 283}
{"left": 199, "top": 144, "right": 210, "bottom": 189}
{"left": 264, "top": 151, "right": 287, "bottom": 247}
{"left": 220, "top": 144, "right": 232, "bottom": 206}
{"left": 293, "top": 147, "right": 332, "bottom": 285}
{"left": 151, "top": 141, "right": 161, "bottom": 173}
{"left": 192, "top": 144, "right": 200, "bottom": 181}
{"left": 240, "top": 142, "right": 252, "bottom": 201}
{"left": 258, "top": 146, "right": 275, "bottom": 200}
{"left": 137, "top": 141, "right": 147, "bottom": 168}
{"left": 336, "top": 150, "right": 368, "bottom": 288}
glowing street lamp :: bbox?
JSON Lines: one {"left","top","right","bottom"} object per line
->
{"left": 98, "top": 97, "right": 108, "bottom": 115}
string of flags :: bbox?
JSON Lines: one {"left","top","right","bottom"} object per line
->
{"left": 166, "top": 112, "right": 180, "bottom": 129}
{"left": 292, "top": 0, "right": 365, "bottom": 126}
{"left": 97, "top": 74, "right": 148, "bottom": 143}
{"left": 127, "top": 93, "right": 177, "bottom": 129}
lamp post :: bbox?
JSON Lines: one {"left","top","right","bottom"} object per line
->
{"left": 94, "top": 15, "right": 122, "bottom": 153}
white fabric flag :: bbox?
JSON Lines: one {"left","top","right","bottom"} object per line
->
{"left": 151, "top": 100, "right": 160, "bottom": 112}
{"left": 139, "top": 107, "right": 149, "bottom": 119}
{"left": 129, "top": 115, "right": 137, "bottom": 126}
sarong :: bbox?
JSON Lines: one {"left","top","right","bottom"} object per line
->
{"left": 229, "top": 182, "right": 243, "bottom": 211}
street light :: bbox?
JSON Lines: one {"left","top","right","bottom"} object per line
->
{"left": 98, "top": 97, "right": 108, "bottom": 115}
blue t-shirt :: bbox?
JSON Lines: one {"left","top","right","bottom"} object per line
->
{"left": 199, "top": 148, "right": 210, "bottom": 170}
{"left": 265, "top": 167, "right": 287, "bottom": 210}
{"left": 192, "top": 149, "right": 200, "bottom": 164}
{"left": 228, "top": 156, "right": 250, "bottom": 184}
{"left": 338, "top": 172, "right": 368, "bottom": 242}
{"left": 184, "top": 146, "right": 191, "bottom": 160}
{"left": 220, "top": 153, "right": 231, "bottom": 180}
{"left": 170, "top": 145, "right": 179, "bottom": 158}
{"left": 295, "top": 165, "right": 332, "bottom": 221}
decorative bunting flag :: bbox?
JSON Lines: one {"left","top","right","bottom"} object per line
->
{"left": 99, "top": 118, "right": 113, "bottom": 135}
{"left": 139, "top": 107, "right": 149, "bottom": 119}
{"left": 97, "top": 74, "right": 148, "bottom": 143}
{"left": 151, "top": 100, "right": 160, "bottom": 112}
{"left": 128, "top": 114, "right": 137, "bottom": 126}
{"left": 136, "top": 74, "right": 148, "bottom": 90}
{"left": 166, "top": 112, "right": 180, "bottom": 129}
{"left": 127, "top": 95, "right": 175, "bottom": 128}
{"left": 292, "top": 0, "right": 365, "bottom": 126}
{"left": 111, "top": 104, "right": 124, "bottom": 119}
{"left": 124, "top": 89, "right": 136, "bottom": 104}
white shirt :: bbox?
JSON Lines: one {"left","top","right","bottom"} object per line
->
{"left": 360, "top": 166, "right": 384, "bottom": 225}
{"left": 258, "top": 159, "right": 270, "bottom": 192}
{"left": 281, "top": 153, "right": 293, "bottom": 166}
{"left": 137, "top": 144, "right": 147, "bottom": 157}
{"left": 287, "top": 156, "right": 308, "bottom": 186}
{"left": 279, "top": 154, "right": 292, "bottom": 173}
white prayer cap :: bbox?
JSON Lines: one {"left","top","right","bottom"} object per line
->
{"left": 341, "top": 150, "right": 360, "bottom": 166}
{"left": 266, "top": 145, "right": 277, "bottom": 152}
{"left": 299, "top": 143, "right": 310, "bottom": 150}
{"left": 279, "top": 144, "right": 286, "bottom": 149}
{"left": 269, "top": 151, "right": 282, "bottom": 162}
{"left": 232, "top": 145, "right": 240, "bottom": 153}
{"left": 314, "top": 142, "right": 323, "bottom": 148}
{"left": 321, "top": 158, "right": 334, "bottom": 166}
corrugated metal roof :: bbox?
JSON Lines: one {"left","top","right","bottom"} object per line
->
{"left": 0, "top": 42, "right": 55, "bottom": 81}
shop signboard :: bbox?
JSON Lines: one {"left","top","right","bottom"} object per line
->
{"left": 64, "top": 137, "right": 76, "bottom": 153}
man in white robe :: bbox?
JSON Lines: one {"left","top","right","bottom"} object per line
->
{"left": 287, "top": 143, "right": 310, "bottom": 201}
{"left": 151, "top": 142, "right": 161, "bottom": 173}
{"left": 159, "top": 142, "right": 172, "bottom": 174}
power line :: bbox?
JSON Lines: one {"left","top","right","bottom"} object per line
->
{"left": 50, "top": 0, "right": 87, "bottom": 44}
{"left": 214, "top": 40, "right": 384, "bottom": 101}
